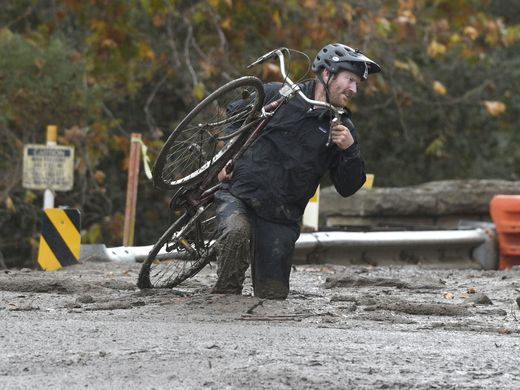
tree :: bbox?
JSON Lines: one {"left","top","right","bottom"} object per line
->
{"left": 1, "top": 0, "right": 519, "bottom": 267}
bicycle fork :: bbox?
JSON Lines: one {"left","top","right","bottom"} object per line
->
{"left": 175, "top": 205, "right": 208, "bottom": 254}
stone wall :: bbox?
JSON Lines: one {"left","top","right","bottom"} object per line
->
{"left": 320, "top": 180, "right": 520, "bottom": 230}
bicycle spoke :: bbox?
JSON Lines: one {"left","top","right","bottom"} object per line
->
{"left": 141, "top": 202, "right": 218, "bottom": 289}
{"left": 153, "top": 77, "right": 265, "bottom": 190}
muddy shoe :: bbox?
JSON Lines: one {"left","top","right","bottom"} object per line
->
{"left": 210, "top": 282, "right": 243, "bottom": 295}
{"left": 210, "top": 287, "right": 242, "bottom": 295}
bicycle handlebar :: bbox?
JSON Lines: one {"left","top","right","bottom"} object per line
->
{"left": 247, "top": 47, "right": 289, "bottom": 69}
{"left": 248, "top": 48, "right": 344, "bottom": 146}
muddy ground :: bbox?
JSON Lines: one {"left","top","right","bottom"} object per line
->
{"left": 1, "top": 259, "right": 520, "bottom": 389}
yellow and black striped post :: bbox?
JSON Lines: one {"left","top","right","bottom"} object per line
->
{"left": 38, "top": 208, "right": 81, "bottom": 271}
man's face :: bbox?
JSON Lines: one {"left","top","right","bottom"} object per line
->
{"left": 325, "top": 69, "right": 360, "bottom": 108}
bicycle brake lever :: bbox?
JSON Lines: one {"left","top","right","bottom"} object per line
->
{"left": 326, "top": 117, "right": 339, "bottom": 147}
{"left": 247, "top": 47, "right": 288, "bottom": 69}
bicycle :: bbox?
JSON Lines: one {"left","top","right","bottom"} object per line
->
{"left": 137, "top": 47, "right": 347, "bottom": 289}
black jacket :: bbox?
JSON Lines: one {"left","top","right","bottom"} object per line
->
{"left": 227, "top": 80, "right": 366, "bottom": 223}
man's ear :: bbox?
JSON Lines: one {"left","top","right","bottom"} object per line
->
{"left": 322, "top": 69, "right": 330, "bottom": 83}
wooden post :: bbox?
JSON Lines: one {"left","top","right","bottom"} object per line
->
{"left": 123, "top": 133, "right": 142, "bottom": 246}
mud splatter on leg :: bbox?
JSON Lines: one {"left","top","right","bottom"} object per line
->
{"left": 211, "top": 189, "right": 253, "bottom": 295}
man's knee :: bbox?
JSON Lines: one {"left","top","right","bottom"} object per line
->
{"left": 219, "top": 210, "right": 250, "bottom": 236}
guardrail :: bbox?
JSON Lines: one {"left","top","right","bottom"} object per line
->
{"left": 80, "top": 225, "right": 497, "bottom": 270}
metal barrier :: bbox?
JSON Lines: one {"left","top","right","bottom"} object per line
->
{"left": 80, "top": 225, "right": 498, "bottom": 270}
{"left": 291, "top": 228, "right": 497, "bottom": 269}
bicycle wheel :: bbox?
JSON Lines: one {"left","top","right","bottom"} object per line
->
{"left": 153, "top": 76, "right": 265, "bottom": 190}
{"left": 137, "top": 202, "right": 218, "bottom": 289}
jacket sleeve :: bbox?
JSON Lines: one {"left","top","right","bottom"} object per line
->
{"left": 329, "top": 122, "right": 366, "bottom": 197}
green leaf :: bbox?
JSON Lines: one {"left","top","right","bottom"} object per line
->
{"left": 192, "top": 82, "right": 206, "bottom": 101}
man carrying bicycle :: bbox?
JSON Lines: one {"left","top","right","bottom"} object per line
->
{"left": 213, "top": 43, "right": 381, "bottom": 299}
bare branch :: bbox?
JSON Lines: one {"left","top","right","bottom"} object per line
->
{"left": 388, "top": 70, "right": 410, "bottom": 141}
{"left": 144, "top": 72, "right": 169, "bottom": 134}
{"left": 102, "top": 104, "right": 129, "bottom": 136}
{"left": 184, "top": 20, "right": 199, "bottom": 87}
{"left": 364, "top": 97, "right": 393, "bottom": 112}
{"left": 411, "top": 80, "right": 492, "bottom": 107}
{"left": 205, "top": 4, "right": 228, "bottom": 51}
{"left": 0, "top": 168, "right": 21, "bottom": 205}
{"left": 166, "top": 13, "right": 182, "bottom": 68}
{"left": 191, "top": 36, "right": 210, "bottom": 61}
{"left": 191, "top": 38, "right": 234, "bottom": 82}
{"left": 0, "top": 126, "right": 23, "bottom": 204}
{"left": 2, "top": 5, "right": 34, "bottom": 29}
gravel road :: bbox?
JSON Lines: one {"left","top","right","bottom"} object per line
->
{"left": 1, "top": 260, "right": 519, "bottom": 389}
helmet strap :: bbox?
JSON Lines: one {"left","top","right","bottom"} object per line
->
{"left": 317, "top": 71, "right": 334, "bottom": 104}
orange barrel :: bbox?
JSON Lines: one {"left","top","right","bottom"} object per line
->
{"left": 489, "top": 195, "right": 520, "bottom": 269}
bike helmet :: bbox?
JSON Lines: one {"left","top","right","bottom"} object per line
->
{"left": 312, "top": 43, "right": 381, "bottom": 81}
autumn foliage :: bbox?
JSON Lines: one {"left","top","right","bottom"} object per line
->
{"left": 1, "top": 0, "right": 519, "bottom": 267}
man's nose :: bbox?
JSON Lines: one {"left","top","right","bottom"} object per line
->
{"left": 349, "top": 81, "right": 357, "bottom": 95}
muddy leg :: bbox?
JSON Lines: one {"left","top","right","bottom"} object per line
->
{"left": 252, "top": 217, "right": 300, "bottom": 300}
{"left": 211, "top": 189, "right": 253, "bottom": 295}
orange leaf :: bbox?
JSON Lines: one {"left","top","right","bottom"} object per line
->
{"left": 208, "top": 0, "right": 220, "bottom": 8}
{"left": 34, "top": 59, "right": 46, "bottom": 71}
{"left": 427, "top": 40, "right": 446, "bottom": 57}
{"left": 221, "top": 17, "right": 232, "bottom": 31}
{"left": 200, "top": 61, "right": 219, "bottom": 78}
{"left": 483, "top": 101, "right": 506, "bottom": 117}
{"left": 94, "top": 170, "right": 106, "bottom": 184}
{"left": 394, "top": 60, "right": 409, "bottom": 70}
{"left": 138, "top": 42, "right": 155, "bottom": 61}
{"left": 272, "top": 10, "right": 282, "bottom": 29}
{"left": 5, "top": 196, "right": 15, "bottom": 212}
{"left": 359, "top": 19, "right": 372, "bottom": 35}
{"left": 464, "top": 26, "right": 479, "bottom": 40}
{"left": 101, "top": 39, "right": 117, "bottom": 49}
{"left": 396, "top": 10, "right": 416, "bottom": 25}
{"left": 303, "top": 0, "right": 317, "bottom": 9}
{"left": 432, "top": 80, "right": 447, "bottom": 95}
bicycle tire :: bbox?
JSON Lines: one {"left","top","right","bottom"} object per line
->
{"left": 153, "top": 76, "right": 265, "bottom": 190}
{"left": 137, "top": 202, "right": 218, "bottom": 289}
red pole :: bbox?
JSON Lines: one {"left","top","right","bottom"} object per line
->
{"left": 123, "top": 133, "right": 142, "bottom": 246}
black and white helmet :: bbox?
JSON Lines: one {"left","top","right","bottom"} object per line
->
{"left": 312, "top": 43, "right": 381, "bottom": 81}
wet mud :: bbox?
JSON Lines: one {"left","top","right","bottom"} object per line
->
{"left": 1, "top": 261, "right": 520, "bottom": 389}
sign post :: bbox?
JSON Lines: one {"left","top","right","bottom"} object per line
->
{"left": 44, "top": 125, "right": 57, "bottom": 208}
{"left": 23, "top": 125, "right": 79, "bottom": 271}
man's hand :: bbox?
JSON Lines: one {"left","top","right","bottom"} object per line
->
{"left": 331, "top": 124, "right": 355, "bottom": 150}
{"left": 218, "top": 160, "right": 234, "bottom": 182}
